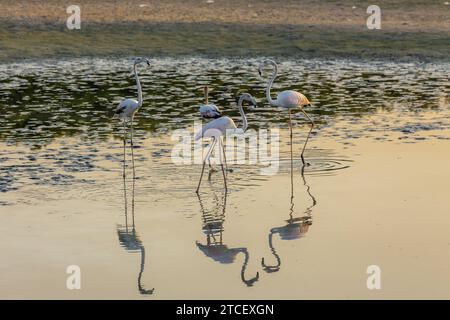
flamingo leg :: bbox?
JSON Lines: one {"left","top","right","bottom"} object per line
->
{"left": 207, "top": 138, "right": 218, "bottom": 180}
{"left": 130, "top": 119, "right": 136, "bottom": 179}
{"left": 130, "top": 119, "right": 136, "bottom": 215}
{"left": 122, "top": 121, "right": 128, "bottom": 216}
{"left": 218, "top": 138, "right": 228, "bottom": 191}
{"left": 300, "top": 109, "right": 314, "bottom": 166}
{"left": 123, "top": 121, "right": 127, "bottom": 178}
{"left": 221, "top": 137, "right": 229, "bottom": 174}
{"left": 288, "top": 109, "right": 293, "bottom": 179}
{"left": 208, "top": 138, "right": 217, "bottom": 172}
{"left": 196, "top": 137, "right": 217, "bottom": 193}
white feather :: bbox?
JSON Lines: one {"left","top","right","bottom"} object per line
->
{"left": 199, "top": 103, "right": 221, "bottom": 119}
{"left": 195, "top": 116, "right": 238, "bottom": 140}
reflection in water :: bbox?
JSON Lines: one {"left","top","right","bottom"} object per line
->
{"left": 261, "top": 151, "right": 316, "bottom": 273}
{"left": 116, "top": 162, "right": 154, "bottom": 295}
{"left": 196, "top": 190, "right": 259, "bottom": 287}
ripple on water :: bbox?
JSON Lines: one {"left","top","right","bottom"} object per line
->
{"left": 0, "top": 58, "right": 448, "bottom": 204}
{"left": 0, "top": 57, "right": 448, "bottom": 145}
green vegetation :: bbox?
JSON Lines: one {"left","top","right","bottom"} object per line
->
{"left": 1, "top": 22, "right": 448, "bottom": 62}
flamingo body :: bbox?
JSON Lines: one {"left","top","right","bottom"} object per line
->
{"left": 275, "top": 90, "right": 310, "bottom": 109}
{"left": 195, "top": 116, "right": 241, "bottom": 140}
{"left": 115, "top": 98, "right": 140, "bottom": 121}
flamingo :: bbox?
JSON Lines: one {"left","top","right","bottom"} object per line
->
{"left": 198, "top": 86, "right": 223, "bottom": 173}
{"left": 195, "top": 93, "right": 257, "bottom": 193}
{"left": 258, "top": 59, "right": 314, "bottom": 166}
{"left": 114, "top": 57, "right": 151, "bottom": 178}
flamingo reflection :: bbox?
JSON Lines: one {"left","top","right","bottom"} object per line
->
{"left": 196, "top": 190, "right": 259, "bottom": 287}
{"left": 261, "top": 165, "right": 316, "bottom": 273}
{"left": 116, "top": 162, "right": 154, "bottom": 295}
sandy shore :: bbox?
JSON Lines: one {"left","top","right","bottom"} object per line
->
{"left": 0, "top": 1, "right": 449, "bottom": 61}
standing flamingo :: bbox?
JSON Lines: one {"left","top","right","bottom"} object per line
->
{"left": 195, "top": 93, "right": 257, "bottom": 193}
{"left": 115, "top": 57, "right": 151, "bottom": 179}
{"left": 198, "top": 86, "right": 223, "bottom": 173}
{"left": 258, "top": 59, "right": 314, "bottom": 166}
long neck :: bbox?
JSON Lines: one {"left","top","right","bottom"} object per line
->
{"left": 134, "top": 63, "right": 143, "bottom": 107}
{"left": 238, "top": 249, "right": 259, "bottom": 286}
{"left": 237, "top": 97, "right": 248, "bottom": 132}
{"left": 265, "top": 62, "right": 278, "bottom": 106}
{"left": 262, "top": 231, "right": 281, "bottom": 271}
{"left": 138, "top": 246, "right": 155, "bottom": 295}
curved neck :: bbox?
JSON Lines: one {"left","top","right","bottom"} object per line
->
{"left": 238, "top": 249, "right": 259, "bottom": 286}
{"left": 134, "top": 63, "right": 143, "bottom": 107}
{"left": 237, "top": 97, "right": 248, "bottom": 132}
{"left": 265, "top": 62, "right": 278, "bottom": 106}
{"left": 262, "top": 231, "right": 281, "bottom": 271}
{"left": 138, "top": 247, "right": 154, "bottom": 295}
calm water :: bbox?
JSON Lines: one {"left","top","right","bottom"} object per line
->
{"left": 0, "top": 58, "right": 449, "bottom": 298}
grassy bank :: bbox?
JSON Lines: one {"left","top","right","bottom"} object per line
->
{"left": 1, "top": 21, "right": 449, "bottom": 62}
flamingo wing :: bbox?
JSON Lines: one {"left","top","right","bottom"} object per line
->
{"left": 195, "top": 116, "right": 236, "bottom": 140}
{"left": 277, "top": 91, "right": 309, "bottom": 109}
{"left": 115, "top": 99, "right": 139, "bottom": 118}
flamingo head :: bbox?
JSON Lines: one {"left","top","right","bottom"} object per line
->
{"left": 258, "top": 59, "right": 277, "bottom": 77}
{"left": 134, "top": 57, "right": 151, "bottom": 66}
{"left": 239, "top": 93, "right": 257, "bottom": 108}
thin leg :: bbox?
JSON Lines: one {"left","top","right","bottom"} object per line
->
{"left": 130, "top": 120, "right": 136, "bottom": 215}
{"left": 130, "top": 120, "right": 136, "bottom": 179}
{"left": 289, "top": 110, "right": 294, "bottom": 204}
{"left": 196, "top": 137, "right": 216, "bottom": 193}
{"left": 218, "top": 139, "right": 228, "bottom": 191}
{"left": 207, "top": 138, "right": 218, "bottom": 180}
{"left": 300, "top": 110, "right": 314, "bottom": 166}
{"left": 208, "top": 138, "right": 217, "bottom": 172}
{"left": 123, "top": 121, "right": 127, "bottom": 178}
{"left": 221, "top": 137, "right": 229, "bottom": 173}
{"left": 122, "top": 121, "right": 128, "bottom": 217}
{"left": 289, "top": 110, "right": 294, "bottom": 199}
{"left": 196, "top": 162, "right": 207, "bottom": 194}
{"left": 288, "top": 109, "right": 293, "bottom": 169}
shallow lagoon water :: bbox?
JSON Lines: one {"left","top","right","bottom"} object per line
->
{"left": 0, "top": 58, "right": 449, "bottom": 299}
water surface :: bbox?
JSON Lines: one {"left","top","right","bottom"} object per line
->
{"left": 0, "top": 58, "right": 449, "bottom": 299}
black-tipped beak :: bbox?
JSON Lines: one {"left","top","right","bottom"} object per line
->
{"left": 258, "top": 70, "right": 262, "bottom": 76}
{"left": 146, "top": 61, "right": 150, "bottom": 66}
{"left": 306, "top": 103, "right": 311, "bottom": 107}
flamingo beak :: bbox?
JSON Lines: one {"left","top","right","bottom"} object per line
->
{"left": 258, "top": 69, "right": 262, "bottom": 77}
